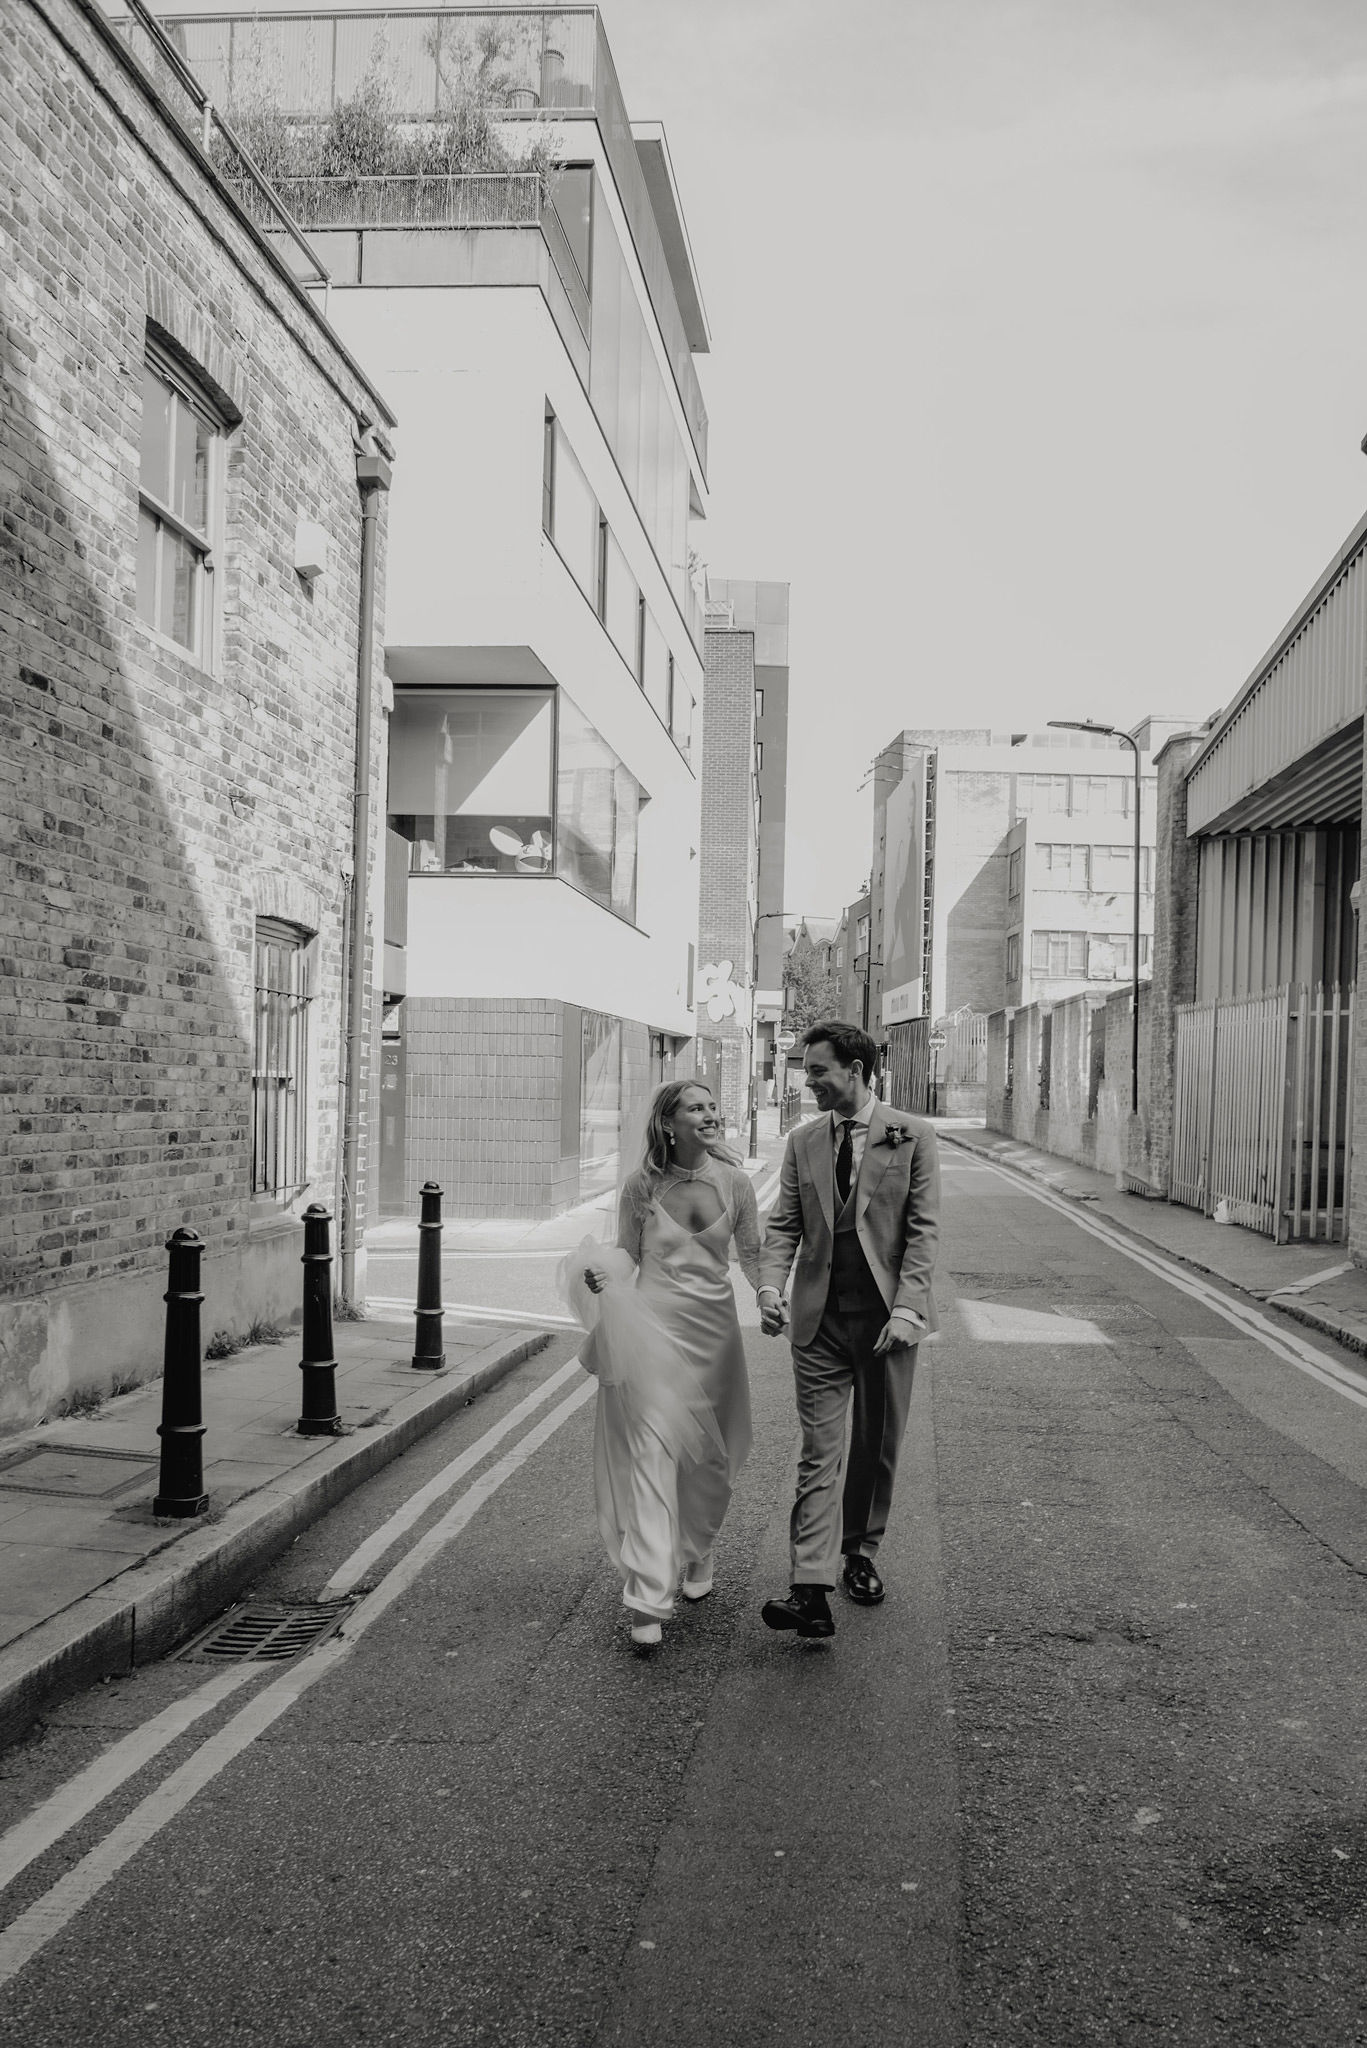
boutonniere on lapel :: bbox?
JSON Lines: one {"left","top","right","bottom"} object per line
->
{"left": 875, "top": 1122, "right": 908, "bottom": 1150}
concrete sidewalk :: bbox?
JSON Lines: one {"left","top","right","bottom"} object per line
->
{"left": 938, "top": 1120, "right": 1367, "bottom": 1359}
{"left": 0, "top": 1307, "right": 550, "bottom": 1747}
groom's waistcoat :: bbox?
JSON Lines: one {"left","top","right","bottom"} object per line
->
{"left": 829, "top": 1181, "right": 886, "bottom": 1318}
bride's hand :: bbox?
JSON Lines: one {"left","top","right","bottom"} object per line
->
{"left": 583, "top": 1266, "right": 606, "bottom": 1295}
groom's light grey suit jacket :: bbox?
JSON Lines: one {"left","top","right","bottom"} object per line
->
{"left": 759, "top": 1102, "right": 941, "bottom": 1350}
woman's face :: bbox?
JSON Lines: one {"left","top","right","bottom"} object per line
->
{"left": 666, "top": 1085, "right": 720, "bottom": 1148}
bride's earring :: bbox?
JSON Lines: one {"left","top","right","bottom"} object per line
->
{"left": 665, "top": 1129, "right": 675, "bottom": 1146}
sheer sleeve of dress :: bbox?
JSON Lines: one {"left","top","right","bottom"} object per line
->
{"left": 616, "top": 1171, "right": 649, "bottom": 1267}
{"left": 729, "top": 1167, "right": 762, "bottom": 1292}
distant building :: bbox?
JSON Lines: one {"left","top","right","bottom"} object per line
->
{"left": 869, "top": 729, "right": 993, "bottom": 1034}
{"left": 877, "top": 722, "right": 1188, "bottom": 1028}
{"left": 837, "top": 892, "right": 872, "bottom": 1029}
{"left": 2, "top": 0, "right": 394, "bottom": 1427}
{"left": 700, "top": 580, "right": 790, "bottom": 1122}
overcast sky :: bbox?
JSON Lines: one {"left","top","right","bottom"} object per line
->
{"left": 155, "top": 0, "right": 1367, "bottom": 917}
{"left": 598, "top": 0, "right": 1367, "bottom": 914}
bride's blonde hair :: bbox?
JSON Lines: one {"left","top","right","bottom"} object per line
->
{"left": 637, "top": 1080, "right": 713, "bottom": 1190}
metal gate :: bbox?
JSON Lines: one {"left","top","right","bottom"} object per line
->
{"left": 941, "top": 1007, "right": 987, "bottom": 1088}
{"left": 1171, "top": 983, "right": 1354, "bottom": 1242}
{"left": 886, "top": 1016, "right": 930, "bottom": 1114}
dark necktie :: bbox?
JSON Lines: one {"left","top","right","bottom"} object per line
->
{"left": 836, "top": 1118, "right": 854, "bottom": 1206}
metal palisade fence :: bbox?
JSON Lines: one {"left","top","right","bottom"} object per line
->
{"left": 1171, "top": 982, "right": 1355, "bottom": 1243}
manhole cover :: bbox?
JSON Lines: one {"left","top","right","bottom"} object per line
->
{"left": 0, "top": 1445, "right": 157, "bottom": 1499}
{"left": 178, "top": 1597, "right": 357, "bottom": 1664}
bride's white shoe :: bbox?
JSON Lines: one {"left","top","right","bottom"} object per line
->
{"left": 681, "top": 1559, "right": 714, "bottom": 1602}
{"left": 630, "top": 1618, "right": 663, "bottom": 1646}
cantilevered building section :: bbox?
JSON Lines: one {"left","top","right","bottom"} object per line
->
{"left": 166, "top": 7, "right": 715, "bottom": 1216}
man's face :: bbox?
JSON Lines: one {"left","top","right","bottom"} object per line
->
{"left": 803, "top": 1040, "right": 862, "bottom": 1118}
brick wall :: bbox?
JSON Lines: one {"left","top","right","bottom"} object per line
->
{"left": 985, "top": 988, "right": 1139, "bottom": 1176}
{"left": 0, "top": 0, "right": 391, "bottom": 1426}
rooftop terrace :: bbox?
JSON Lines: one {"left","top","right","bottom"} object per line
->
{"left": 145, "top": 7, "right": 709, "bottom": 470}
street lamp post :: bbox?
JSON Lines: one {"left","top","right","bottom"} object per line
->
{"left": 1047, "top": 719, "right": 1142, "bottom": 1117}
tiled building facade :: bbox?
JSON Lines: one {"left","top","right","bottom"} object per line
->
{"left": 1, "top": 0, "right": 393, "bottom": 1427}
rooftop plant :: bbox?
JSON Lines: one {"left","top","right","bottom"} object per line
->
{"left": 211, "top": 22, "right": 562, "bottom": 195}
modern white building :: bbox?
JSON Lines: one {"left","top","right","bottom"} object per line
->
{"left": 174, "top": 7, "right": 712, "bottom": 1215}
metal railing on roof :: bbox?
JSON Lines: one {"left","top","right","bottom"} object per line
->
{"left": 113, "top": 0, "right": 331, "bottom": 302}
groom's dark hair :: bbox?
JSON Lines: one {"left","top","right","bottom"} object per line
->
{"left": 801, "top": 1020, "right": 879, "bottom": 1082}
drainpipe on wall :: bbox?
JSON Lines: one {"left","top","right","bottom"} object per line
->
{"left": 339, "top": 432, "right": 392, "bottom": 1306}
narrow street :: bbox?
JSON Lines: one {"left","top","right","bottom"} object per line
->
{"left": 2, "top": 1149, "right": 1366, "bottom": 2047}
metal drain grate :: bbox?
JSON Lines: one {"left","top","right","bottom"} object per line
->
{"left": 178, "top": 1597, "right": 357, "bottom": 1664}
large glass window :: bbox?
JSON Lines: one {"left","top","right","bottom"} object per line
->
{"left": 137, "top": 344, "right": 222, "bottom": 664}
{"left": 579, "top": 1009, "right": 622, "bottom": 1196}
{"left": 388, "top": 689, "right": 554, "bottom": 874}
{"left": 557, "top": 694, "right": 642, "bottom": 920}
{"left": 586, "top": 193, "right": 698, "bottom": 635}
{"left": 641, "top": 607, "right": 670, "bottom": 724}
{"left": 604, "top": 528, "right": 638, "bottom": 668}
{"left": 1038, "top": 843, "right": 1088, "bottom": 887}
{"left": 1017, "top": 775, "right": 1069, "bottom": 816}
{"left": 670, "top": 671, "right": 695, "bottom": 761}
{"left": 1091, "top": 844, "right": 1155, "bottom": 893}
{"left": 550, "top": 166, "right": 593, "bottom": 292}
{"left": 1074, "top": 775, "right": 1128, "bottom": 815}
{"left": 1031, "top": 930, "right": 1087, "bottom": 976}
{"left": 549, "top": 420, "right": 598, "bottom": 600}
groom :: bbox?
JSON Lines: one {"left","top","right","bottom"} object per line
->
{"left": 758, "top": 1020, "right": 940, "bottom": 1639}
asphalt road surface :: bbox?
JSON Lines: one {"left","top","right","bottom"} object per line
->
{"left": 2, "top": 1149, "right": 1366, "bottom": 2046}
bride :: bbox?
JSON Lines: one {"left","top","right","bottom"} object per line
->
{"left": 561, "top": 1080, "right": 760, "bottom": 1647}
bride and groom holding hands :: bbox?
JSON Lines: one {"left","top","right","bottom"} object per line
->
{"left": 564, "top": 1018, "right": 940, "bottom": 1648}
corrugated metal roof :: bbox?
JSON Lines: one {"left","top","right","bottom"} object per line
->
{"left": 1186, "top": 510, "right": 1367, "bottom": 836}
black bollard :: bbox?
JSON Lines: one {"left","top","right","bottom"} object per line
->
{"left": 297, "top": 1203, "right": 344, "bottom": 1436}
{"left": 412, "top": 1181, "right": 446, "bottom": 1371}
{"left": 153, "top": 1228, "right": 209, "bottom": 1517}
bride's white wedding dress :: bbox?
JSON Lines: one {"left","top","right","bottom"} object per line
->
{"left": 561, "top": 1158, "right": 759, "bottom": 1622}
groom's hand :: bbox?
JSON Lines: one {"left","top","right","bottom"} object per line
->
{"left": 873, "top": 1313, "right": 923, "bottom": 1356}
{"left": 758, "top": 1288, "right": 787, "bottom": 1336}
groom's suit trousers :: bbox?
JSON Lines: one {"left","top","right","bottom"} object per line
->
{"left": 789, "top": 1196, "right": 918, "bottom": 1586}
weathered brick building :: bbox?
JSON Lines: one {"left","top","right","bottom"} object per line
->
{"left": 1, "top": 0, "right": 395, "bottom": 1430}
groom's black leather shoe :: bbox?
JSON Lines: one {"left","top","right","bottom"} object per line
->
{"left": 761, "top": 1585, "right": 835, "bottom": 1637}
{"left": 842, "top": 1554, "right": 885, "bottom": 1605}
